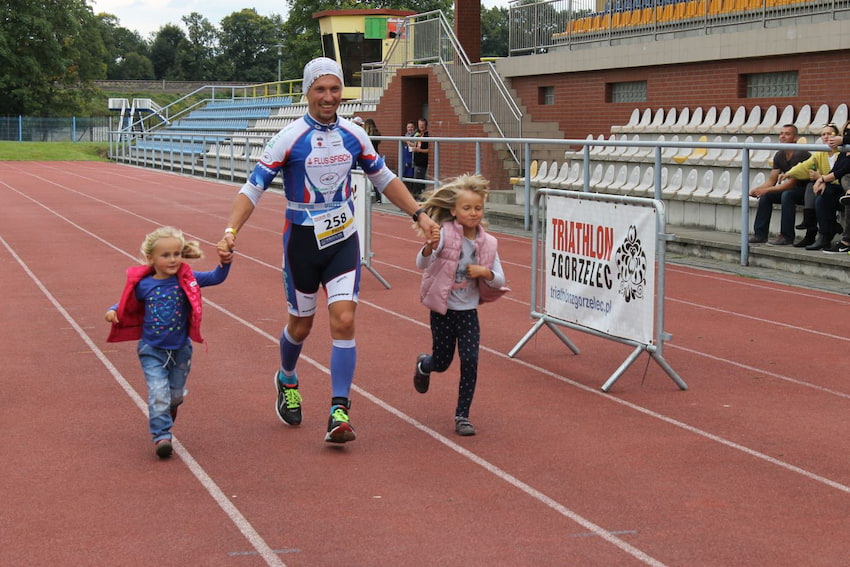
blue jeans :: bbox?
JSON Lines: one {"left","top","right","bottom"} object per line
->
{"left": 137, "top": 341, "right": 192, "bottom": 442}
{"left": 753, "top": 185, "right": 804, "bottom": 239}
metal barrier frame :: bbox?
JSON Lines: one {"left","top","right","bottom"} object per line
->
{"left": 509, "top": 188, "right": 688, "bottom": 392}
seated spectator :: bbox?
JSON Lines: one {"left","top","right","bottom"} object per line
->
{"left": 813, "top": 123, "right": 850, "bottom": 253}
{"left": 780, "top": 123, "right": 841, "bottom": 248}
{"left": 748, "top": 124, "right": 811, "bottom": 246}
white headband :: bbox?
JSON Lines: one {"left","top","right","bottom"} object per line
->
{"left": 302, "top": 57, "right": 344, "bottom": 93}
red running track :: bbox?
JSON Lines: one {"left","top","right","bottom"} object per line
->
{"left": 2, "top": 161, "right": 850, "bottom": 566}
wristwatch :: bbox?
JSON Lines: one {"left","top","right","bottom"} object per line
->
{"left": 412, "top": 208, "right": 426, "bottom": 222}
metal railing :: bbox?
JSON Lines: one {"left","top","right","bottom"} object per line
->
{"left": 362, "top": 10, "right": 524, "bottom": 166}
{"left": 508, "top": 0, "right": 850, "bottom": 54}
{"left": 108, "top": 128, "right": 841, "bottom": 267}
{"left": 1, "top": 116, "right": 113, "bottom": 142}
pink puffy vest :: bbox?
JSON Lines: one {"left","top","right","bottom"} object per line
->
{"left": 420, "top": 220, "right": 509, "bottom": 315}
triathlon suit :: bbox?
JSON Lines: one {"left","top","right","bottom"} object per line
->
{"left": 239, "top": 113, "right": 396, "bottom": 316}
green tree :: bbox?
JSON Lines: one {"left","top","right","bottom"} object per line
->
{"left": 179, "top": 12, "right": 218, "bottom": 81}
{"left": 112, "top": 52, "right": 155, "bottom": 80}
{"left": 481, "top": 6, "right": 508, "bottom": 58}
{"left": 0, "top": 0, "right": 107, "bottom": 115}
{"left": 150, "top": 24, "right": 188, "bottom": 80}
{"left": 218, "top": 9, "right": 284, "bottom": 83}
{"left": 95, "top": 13, "right": 151, "bottom": 79}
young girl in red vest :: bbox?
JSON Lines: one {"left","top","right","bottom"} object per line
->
{"left": 105, "top": 227, "right": 232, "bottom": 458}
{"left": 413, "top": 174, "right": 509, "bottom": 436}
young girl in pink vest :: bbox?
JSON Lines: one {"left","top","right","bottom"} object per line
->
{"left": 413, "top": 174, "right": 509, "bottom": 436}
{"left": 105, "top": 227, "right": 233, "bottom": 458}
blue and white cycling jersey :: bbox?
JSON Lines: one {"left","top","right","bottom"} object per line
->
{"left": 239, "top": 113, "right": 395, "bottom": 226}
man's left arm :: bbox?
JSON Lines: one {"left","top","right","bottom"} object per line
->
{"left": 381, "top": 178, "right": 438, "bottom": 240}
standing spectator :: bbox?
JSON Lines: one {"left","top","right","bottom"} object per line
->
{"left": 402, "top": 121, "right": 416, "bottom": 183}
{"left": 220, "top": 57, "right": 437, "bottom": 444}
{"left": 411, "top": 117, "right": 430, "bottom": 197}
{"left": 748, "top": 124, "right": 810, "bottom": 245}
{"left": 363, "top": 118, "right": 383, "bottom": 203}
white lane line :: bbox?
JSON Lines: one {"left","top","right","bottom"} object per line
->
{"left": 666, "top": 264, "right": 850, "bottom": 303}
{"left": 0, "top": 236, "right": 286, "bottom": 567}
{"left": 667, "top": 297, "right": 850, "bottom": 341}
{"left": 364, "top": 298, "right": 850, "bottom": 496}
{"left": 11, "top": 175, "right": 850, "bottom": 563}
{"left": 2, "top": 186, "right": 668, "bottom": 566}
{"left": 667, "top": 343, "right": 850, "bottom": 400}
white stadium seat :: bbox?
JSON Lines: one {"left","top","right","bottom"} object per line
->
{"left": 740, "top": 105, "right": 764, "bottom": 134}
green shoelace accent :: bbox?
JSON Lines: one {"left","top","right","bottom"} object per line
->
{"left": 283, "top": 388, "right": 301, "bottom": 409}
{"left": 330, "top": 407, "right": 349, "bottom": 423}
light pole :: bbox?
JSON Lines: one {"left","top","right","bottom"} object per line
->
{"left": 276, "top": 44, "right": 283, "bottom": 83}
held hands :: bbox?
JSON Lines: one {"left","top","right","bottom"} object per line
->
{"left": 422, "top": 225, "right": 441, "bottom": 256}
{"left": 216, "top": 238, "right": 234, "bottom": 265}
{"left": 419, "top": 215, "right": 439, "bottom": 244}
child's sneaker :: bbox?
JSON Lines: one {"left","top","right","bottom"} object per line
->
{"left": 155, "top": 438, "right": 173, "bottom": 458}
{"left": 454, "top": 417, "right": 476, "bottom": 436}
{"left": 413, "top": 354, "right": 431, "bottom": 393}
{"left": 274, "top": 371, "right": 302, "bottom": 426}
{"left": 325, "top": 404, "right": 356, "bottom": 443}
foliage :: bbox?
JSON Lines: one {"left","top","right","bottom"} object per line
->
{"left": 179, "top": 13, "right": 218, "bottom": 82}
{"left": 150, "top": 24, "right": 188, "bottom": 80}
{"left": 0, "top": 141, "right": 109, "bottom": 161}
{"left": 218, "top": 9, "right": 285, "bottom": 83}
{"left": 1, "top": 0, "right": 506, "bottom": 115}
{"left": 0, "top": 0, "right": 107, "bottom": 115}
{"left": 481, "top": 7, "right": 509, "bottom": 58}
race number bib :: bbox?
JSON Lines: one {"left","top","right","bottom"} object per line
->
{"left": 309, "top": 206, "right": 355, "bottom": 250}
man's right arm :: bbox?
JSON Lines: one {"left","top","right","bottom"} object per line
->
{"left": 223, "top": 193, "right": 256, "bottom": 250}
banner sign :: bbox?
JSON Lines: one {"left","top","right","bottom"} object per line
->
{"left": 544, "top": 194, "right": 657, "bottom": 344}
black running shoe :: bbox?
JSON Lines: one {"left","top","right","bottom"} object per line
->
{"left": 325, "top": 405, "right": 356, "bottom": 443}
{"left": 414, "top": 354, "right": 431, "bottom": 394}
{"left": 274, "top": 371, "right": 302, "bottom": 426}
{"left": 823, "top": 241, "right": 850, "bottom": 254}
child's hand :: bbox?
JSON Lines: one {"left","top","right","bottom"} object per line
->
{"left": 217, "top": 239, "right": 234, "bottom": 265}
{"left": 428, "top": 225, "right": 440, "bottom": 245}
{"left": 105, "top": 309, "right": 119, "bottom": 324}
{"left": 466, "top": 264, "right": 493, "bottom": 281}
{"left": 422, "top": 225, "right": 440, "bottom": 254}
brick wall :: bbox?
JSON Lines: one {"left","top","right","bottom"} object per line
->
{"left": 357, "top": 67, "right": 513, "bottom": 191}
{"left": 509, "top": 50, "right": 850, "bottom": 142}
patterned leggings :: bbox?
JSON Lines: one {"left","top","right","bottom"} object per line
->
{"left": 424, "top": 309, "right": 480, "bottom": 418}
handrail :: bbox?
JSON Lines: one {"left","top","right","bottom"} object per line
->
{"left": 120, "top": 82, "right": 301, "bottom": 134}
{"left": 361, "top": 10, "right": 523, "bottom": 167}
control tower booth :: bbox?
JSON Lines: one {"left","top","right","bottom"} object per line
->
{"left": 313, "top": 9, "right": 415, "bottom": 100}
